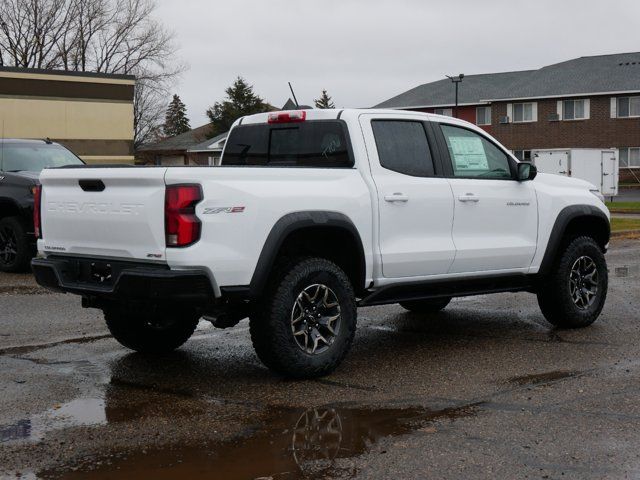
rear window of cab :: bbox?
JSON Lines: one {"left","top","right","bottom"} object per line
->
{"left": 222, "top": 121, "right": 353, "bottom": 168}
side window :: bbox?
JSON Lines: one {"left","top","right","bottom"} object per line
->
{"left": 371, "top": 120, "right": 435, "bottom": 177}
{"left": 440, "top": 124, "right": 512, "bottom": 179}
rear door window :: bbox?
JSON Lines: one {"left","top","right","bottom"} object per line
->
{"left": 222, "top": 121, "right": 352, "bottom": 167}
{"left": 371, "top": 120, "right": 436, "bottom": 177}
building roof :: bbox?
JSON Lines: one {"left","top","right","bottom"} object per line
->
{"left": 375, "top": 52, "right": 640, "bottom": 108}
{"left": 0, "top": 66, "right": 135, "bottom": 81}
{"left": 489, "top": 52, "right": 640, "bottom": 100}
{"left": 375, "top": 70, "right": 532, "bottom": 109}
{"left": 138, "top": 124, "right": 214, "bottom": 153}
{"left": 187, "top": 132, "right": 228, "bottom": 152}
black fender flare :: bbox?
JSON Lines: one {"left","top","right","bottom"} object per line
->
{"left": 0, "top": 197, "right": 26, "bottom": 219}
{"left": 538, "top": 204, "right": 610, "bottom": 275}
{"left": 249, "top": 211, "right": 366, "bottom": 297}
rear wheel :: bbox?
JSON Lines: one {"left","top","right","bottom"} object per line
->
{"left": 400, "top": 297, "right": 451, "bottom": 313}
{"left": 105, "top": 305, "right": 199, "bottom": 353}
{"left": 250, "top": 257, "right": 357, "bottom": 379}
{"left": 537, "top": 236, "right": 608, "bottom": 328}
{"left": 0, "top": 216, "right": 32, "bottom": 273}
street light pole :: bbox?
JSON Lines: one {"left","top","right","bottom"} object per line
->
{"left": 446, "top": 74, "right": 464, "bottom": 118}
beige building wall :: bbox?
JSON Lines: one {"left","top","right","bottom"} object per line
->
{"left": 0, "top": 68, "right": 135, "bottom": 164}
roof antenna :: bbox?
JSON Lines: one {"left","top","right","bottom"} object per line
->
{"left": 288, "top": 82, "right": 299, "bottom": 107}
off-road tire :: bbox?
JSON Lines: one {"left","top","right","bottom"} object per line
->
{"left": 537, "top": 236, "right": 608, "bottom": 328}
{"left": 400, "top": 297, "right": 452, "bottom": 313}
{"left": 250, "top": 257, "right": 357, "bottom": 379}
{"left": 105, "top": 306, "right": 199, "bottom": 353}
{"left": 0, "top": 216, "right": 32, "bottom": 273}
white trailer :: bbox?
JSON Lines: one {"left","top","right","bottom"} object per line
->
{"left": 532, "top": 148, "right": 619, "bottom": 197}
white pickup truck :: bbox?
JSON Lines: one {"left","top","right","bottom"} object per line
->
{"left": 32, "top": 109, "right": 610, "bottom": 378}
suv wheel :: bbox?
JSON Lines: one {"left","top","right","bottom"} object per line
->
{"left": 105, "top": 306, "right": 199, "bottom": 353}
{"left": 400, "top": 297, "right": 451, "bottom": 313}
{"left": 250, "top": 257, "right": 357, "bottom": 378}
{"left": 0, "top": 216, "right": 32, "bottom": 273}
{"left": 537, "top": 236, "right": 608, "bottom": 328}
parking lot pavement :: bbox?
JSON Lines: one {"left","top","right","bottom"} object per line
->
{"left": 0, "top": 239, "right": 639, "bottom": 479}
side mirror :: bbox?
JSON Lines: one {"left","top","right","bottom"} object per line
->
{"left": 517, "top": 162, "right": 537, "bottom": 181}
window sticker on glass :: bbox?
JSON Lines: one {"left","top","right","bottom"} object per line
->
{"left": 447, "top": 136, "right": 489, "bottom": 170}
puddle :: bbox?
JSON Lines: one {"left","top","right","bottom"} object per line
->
{"left": 0, "top": 382, "right": 195, "bottom": 445}
{"left": 0, "top": 398, "right": 106, "bottom": 443}
{"left": 508, "top": 370, "right": 579, "bottom": 386}
{"left": 33, "top": 401, "right": 480, "bottom": 479}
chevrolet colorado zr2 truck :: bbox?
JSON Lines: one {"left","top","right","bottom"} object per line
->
{"left": 31, "top": 109, "right": 610, "bottom": 378}
{"left": 0, "top": 139, "right": 84, "bottom": 272}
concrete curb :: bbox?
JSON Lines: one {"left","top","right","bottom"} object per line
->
{"left": 610, "top": 211, "right": 640, "bottom": 216}
{"left": 611, "top": 229, "right": 640, "bottom": 238}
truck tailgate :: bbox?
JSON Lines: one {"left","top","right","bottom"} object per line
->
{"left": 39, "top": 167, "right": 168, "bottom": 261}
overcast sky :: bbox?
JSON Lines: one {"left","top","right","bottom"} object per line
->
{"left": 155, "top": 0, "right": 639, "bottom": 126}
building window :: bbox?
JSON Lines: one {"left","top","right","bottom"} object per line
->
{"left": 434, "top": 108, "right": 453, "bottom": 117}
{"left": 512, "top": 102, "right": 535, "bottom": 122}
{"left": 513, "top": 150, "right": 532, "bottom": 161}
{"left": 476, "top": 106, "right": 491, "bottom": 125}
{"left": 563, "top": 99, "right": 587, "bottom": 120}
{"left": 616, "top": 97, "right": 640, "bottom": 118}
{"left": 620, "top": 147, "right": 640, "bottom": 168}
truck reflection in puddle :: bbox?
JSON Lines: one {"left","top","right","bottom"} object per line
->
{"left": 35, "top": 399, "right": 478, "bottom": 479}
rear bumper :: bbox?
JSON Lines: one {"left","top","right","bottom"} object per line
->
{"left": 31, "top": 256, "right": 215, "bottom": 304}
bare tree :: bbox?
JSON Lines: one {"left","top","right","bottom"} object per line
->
{"left": 0, "top": 0, "right": 184, "bottom": 147}
{"left": 0, "top": 0, "right": 71, "bottom": 68}
{"left": 133, "top": 77, "right": 166, "bottom": 148}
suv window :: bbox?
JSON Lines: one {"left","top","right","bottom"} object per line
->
{"left": 440, "top": 124, "right": 512, "bottom": 179}
{"left": 222, "top": 121, "right": 352, "bottom": 167}
{"left": 371, "top": 120, "right": 435, "bottom": 177}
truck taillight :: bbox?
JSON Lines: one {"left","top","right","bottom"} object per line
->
{"left": 268, "top": 110, "right": 306, "bottom": 124}
{"left": 165, "top": 185, "right": 202, "bottom": 247}
{"left": 33, "top": 185, "right": 42, "bottom": 239}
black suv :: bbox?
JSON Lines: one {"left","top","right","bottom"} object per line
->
{"left": 0, "top": 139, "right": 84, "bottom": 272}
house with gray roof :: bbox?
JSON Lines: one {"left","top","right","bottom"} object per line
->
{"left": 375, "top": 52, "right": 640, "bottom": 182}
{"left": 136, "top": 123, "right": 216, "bottom": 165}
{"left": 186, "top": 132, "right": 228, "bottom": 166}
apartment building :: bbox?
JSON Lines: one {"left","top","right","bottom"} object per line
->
{"left": 375, "top": 53, "right": 640, "bottom": 183}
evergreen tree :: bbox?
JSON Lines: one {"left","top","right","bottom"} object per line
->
{"left": 163, "top": 94, "right": 191, "bottom": 137}
{"left": 206, "top": 77, "right": 272, "bottom": 136}
{"left": 314, "top": 89, "right": 335, "bottom": 109}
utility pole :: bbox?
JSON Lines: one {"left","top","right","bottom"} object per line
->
{"left": 446, "top": 74, "right": 464, "bottom": 118}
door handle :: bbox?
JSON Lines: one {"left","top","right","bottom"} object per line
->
{"left": 458, "top": 193, "right": 479, "bottom": 203}
{"left": 384, "top": 193, "right": 409, "bottom": 203}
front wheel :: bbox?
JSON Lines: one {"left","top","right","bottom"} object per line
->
{"left": 105, "top": 306, "right": 200, "bottom": 353}
{"left": 537, "top": 236, "right": 608, "bottom": 328}
{"left": 250, "top": 257, "right": 357, "bottom": 379}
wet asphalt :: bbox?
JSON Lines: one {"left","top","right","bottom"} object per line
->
{"left": 0, "top": 239, "right": 639, "bottom": 480}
